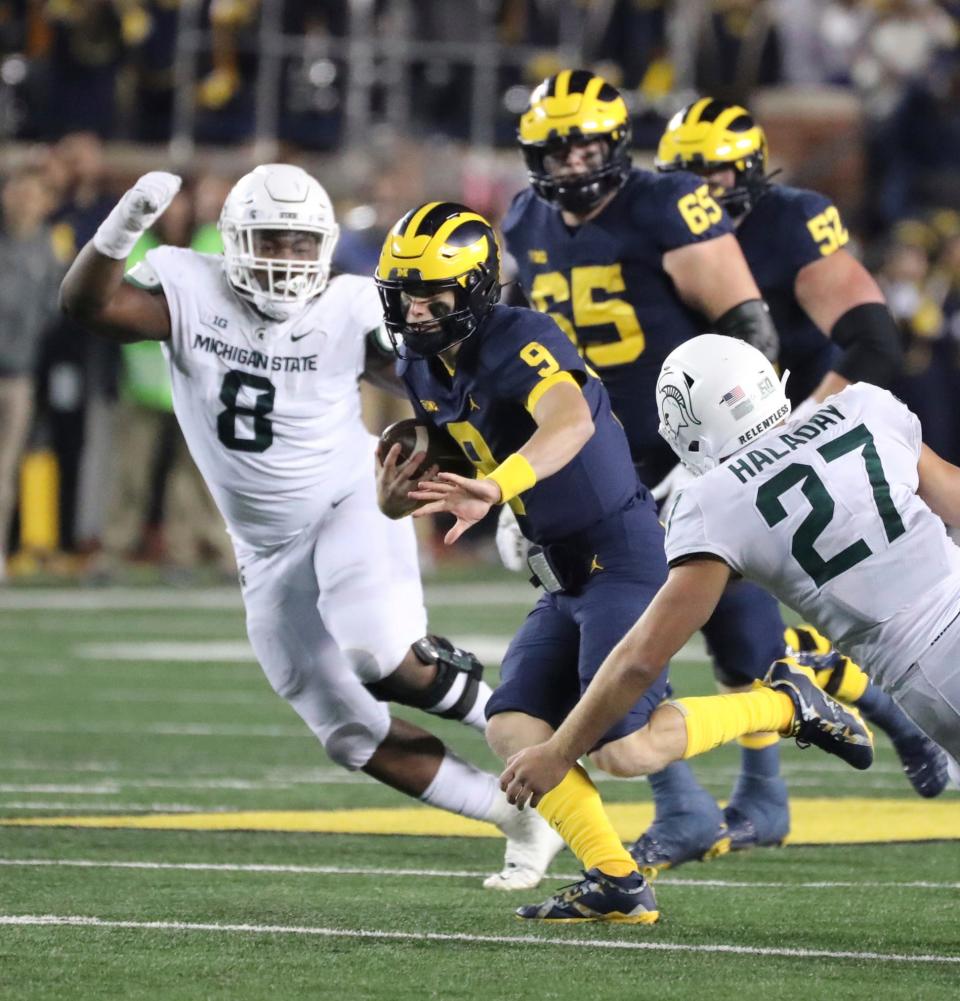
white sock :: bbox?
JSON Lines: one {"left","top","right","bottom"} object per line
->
{"left": 420, "top": 751, "right": 510, "bottom": 823}
{"left": 425, "top": 675, "right": 491, "bottom": 734}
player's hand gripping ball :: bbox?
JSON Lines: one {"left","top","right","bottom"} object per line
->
{"left": 376, "top": 419, "right": 475, "bottom": 479}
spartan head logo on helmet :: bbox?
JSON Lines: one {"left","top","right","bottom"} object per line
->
{"left": 656, "top": 367, "right": 701, "bottom": 443}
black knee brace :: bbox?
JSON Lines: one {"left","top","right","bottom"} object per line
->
{"left": 366, "top": 634, "right": 486, "bottom": 721}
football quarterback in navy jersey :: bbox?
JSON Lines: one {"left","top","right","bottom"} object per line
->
{"left": 373, "top": 202, "right": 825, "bottom": 922}
{"left": 504, "top": 70, "right": 798, "bottom": 866}
{"left": 656, "top": 97, "right": 947, "bottom": 807}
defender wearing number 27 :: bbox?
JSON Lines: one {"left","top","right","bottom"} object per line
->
{"left": 503, "top": 335, "right": 960, "bottom": 808}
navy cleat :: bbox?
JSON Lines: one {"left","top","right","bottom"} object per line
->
{"left": 765, "top": 658, "right": 874, "bottom": 770}
{"left": 722, "top": 775, "right": 790, "bottom": 852}
{"left": 628, "top": 819, "right": 730, "bottom": 873}
{"left": 890, "top": 732, "right": 950, "bottom": 799}
{"left": 515, "top": 867, "right": 659, "bottom": 924}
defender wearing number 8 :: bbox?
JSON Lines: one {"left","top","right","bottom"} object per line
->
{"left": 59, "top": 165, "right": 571, "bottom": 894}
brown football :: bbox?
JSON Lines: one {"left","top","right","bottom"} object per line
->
{"left": 376, "top": 418, "right": 475, "bottom": 478}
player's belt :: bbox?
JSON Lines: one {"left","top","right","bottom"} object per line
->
{"left": 526, "top": 544, "right": 576, "bottom": 594}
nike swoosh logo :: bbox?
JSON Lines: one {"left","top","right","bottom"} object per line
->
{"left": 291, "top": 330, "right": 320, "bottom": 342}
{"left": 331, "top": 493, "right": 353, "bottom": 509}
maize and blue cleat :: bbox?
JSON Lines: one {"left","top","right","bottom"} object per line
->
{"left": 628, "top": 817, "right": 730, "bottom": 873}
{"left": 515, "top": 867, "right": 660, "bottom": 924}
{"left": 722, "top": 774, "right": 790, "bottom": 851}
{"left": 766, "top": 658, "right": 874, "bottom": 770}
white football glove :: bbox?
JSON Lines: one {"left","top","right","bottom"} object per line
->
{"left": 788, "top": 396, "right": 817, "bottom": 426}
{"left": 650, "top": 462, "right": 694, "bottom": 511}
{"left": 496, "top": 504, "right": 532, "bottom": 574}
{"left": 93, "top": 171, "right": 182, "bottom": 260}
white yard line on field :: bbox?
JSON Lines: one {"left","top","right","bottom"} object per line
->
{"left": 1, "top": 858, "right": 958, "bottom": 892}
{"left": 0, "top": 913, "right": 957, "bottom": 964}
{"left": 0, "top": 802, "right": 231, "bottom": 812}
{"left": 0, "top": 721, "right": 308, "bottom": 737}
{"left": 63, "top": 636, "right": 706, "bottom": 665}
{"left": 0, "top": 582, "right": 539, "bottom": 611}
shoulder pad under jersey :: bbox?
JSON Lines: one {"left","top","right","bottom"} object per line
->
{"left": 124, "top": 259, "right": 163, "bottom": 292}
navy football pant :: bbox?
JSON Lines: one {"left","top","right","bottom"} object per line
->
{"left": 487, "top": 495, "right": 669, "bottom": 748}
{"left": 701, "top": 579, "right": 786, "bottom": 688}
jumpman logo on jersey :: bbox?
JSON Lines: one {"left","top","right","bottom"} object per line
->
{"left": 590, "top": 555, "right": 604, "bottom": 574}
{"left": 468, "top": 395, "right": 480, "bottom": 412}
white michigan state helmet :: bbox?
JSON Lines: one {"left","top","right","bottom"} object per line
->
{"left": 218, "top": 163, "right": 340, "bottom": 320}
{"left": 656, "top": 334, "right": 791, "bottom": 475}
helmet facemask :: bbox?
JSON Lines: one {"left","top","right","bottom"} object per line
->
{"left": 377, "top": 265, "right": 500, "bottom": 359}
{"left": 712, "top": 149, "right": 769, "bottom": 220}
{"left": 522, "top": 129, "right": 631, "bottom": 215}
{"left": 220, "top": 222, "right": 338, "bottom": 320}
{"left": 218, "top": 164, "right": 340, "bottom": 322}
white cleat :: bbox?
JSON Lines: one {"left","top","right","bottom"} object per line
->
{"left": 947, "top": 754, "right": 960, "bottom": 792}
{"left": 484, "top": 807, "right": 565, "bottom": 891}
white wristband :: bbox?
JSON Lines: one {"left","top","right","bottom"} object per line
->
{"left": 93, "top": 213, "right": 147, "bottom": 260}
{"left": 93, "top": 171, "right": 182, "bottom": 260}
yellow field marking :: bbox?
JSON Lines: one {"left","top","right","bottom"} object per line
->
{"left": 2, "top": 798, "right": 959, "bottom": 843}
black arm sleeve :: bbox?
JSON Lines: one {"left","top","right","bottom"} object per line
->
{"left": 715, "top": 299, "right": 779, "bottom": 362}
{"left": 830, "top": 302, "right": 903, "bottom": 387}
{"left": 362, "top": 327, "right": 405, "bottom": 396}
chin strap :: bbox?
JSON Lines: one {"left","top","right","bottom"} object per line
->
{"left": 250, "top": 292, "right": 307, "bottom": 322}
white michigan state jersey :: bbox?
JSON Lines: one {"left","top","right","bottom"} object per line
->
{"left": 147, "top": 246, "right": 384, "bottom": 551}
{"left": 665, "top": 383, "right": 960, "bottom": 686}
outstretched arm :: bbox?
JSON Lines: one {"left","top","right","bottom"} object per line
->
{"left": 409, "top": 378, "right": 593, "bottom": 544}
{"left": 361, "top": 326, "right": 406, "bottom": 396}
{"left": 59, "top": 172, "right": 181, "bottom": 343}
{"left": 500, "top": 558, "right": 731, "bottom": 806}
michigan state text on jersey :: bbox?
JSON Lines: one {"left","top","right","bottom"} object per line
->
{"left": 58, "top": 165, "right": 566, "bottom": 894}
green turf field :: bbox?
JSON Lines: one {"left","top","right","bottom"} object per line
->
{"left": 1, "top": 574, "right": 957, "bottom": 1000}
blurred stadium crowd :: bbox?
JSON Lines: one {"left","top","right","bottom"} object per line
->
{"left": 2, "top": 0, "right": 960, "bottom": 581}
